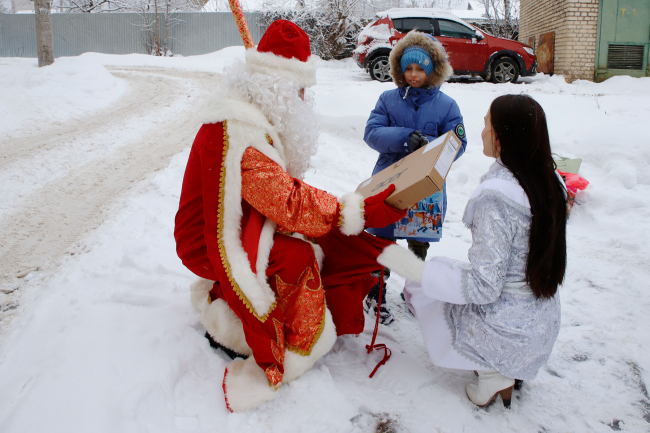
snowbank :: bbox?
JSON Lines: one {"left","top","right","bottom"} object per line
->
{"left": 80, "top": 46, "right": 246, "bottom": 71}
{"left": 0, "top": 48, "right": 246, "bottom": 140}
{"left": 0, "top": 56, "right": 127, "bottom": 139}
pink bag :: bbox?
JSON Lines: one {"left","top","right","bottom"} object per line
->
{"left": 558, "top": 170, "right": 589, "bottom": 194}
{"left": 557, "top": 169, "right": 589, "bottom": 213}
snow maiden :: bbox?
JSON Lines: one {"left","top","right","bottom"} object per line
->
{"left": 378, "top": 94, "right": 568, "bottom": 408}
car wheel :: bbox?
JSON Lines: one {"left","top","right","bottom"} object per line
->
{"left": 369, "top": 56, "right": 392, "bottom": 82}
{"left": 491, "top": 57, "right": 520, "bottom": 84}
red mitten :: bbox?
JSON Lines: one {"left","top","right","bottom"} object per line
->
{"left": 364, "top": 185, "right": 407, "bottom": 229}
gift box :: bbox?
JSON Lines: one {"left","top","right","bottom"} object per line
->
{"left": 356, "top": 131, "right": 462, "bottom": 210}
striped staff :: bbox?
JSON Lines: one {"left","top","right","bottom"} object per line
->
{"left": 228, "top": 0, "right": 255, "bottom": 49}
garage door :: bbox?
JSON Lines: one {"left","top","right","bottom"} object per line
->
{"left": 596, "top": 0, "right": 650, "bottom": 81}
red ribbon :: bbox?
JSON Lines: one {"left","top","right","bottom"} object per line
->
{"left": 365, "top": 269, "right": 392, "bottom": 378}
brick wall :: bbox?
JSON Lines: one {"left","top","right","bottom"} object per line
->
{"left": 520, "top": 0, "right": 599, "bottom": 82}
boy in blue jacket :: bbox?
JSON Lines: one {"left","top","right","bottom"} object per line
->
{"left": 364, "top": 31, "right": 467, "bottom": 324}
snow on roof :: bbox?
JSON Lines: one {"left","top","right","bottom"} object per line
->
{"left": 377, "top": 8, "right": 461, "bottom": 22}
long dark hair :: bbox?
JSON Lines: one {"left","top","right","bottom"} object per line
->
{"left": 490, "top": 95, "right": 567, "bottom": 299}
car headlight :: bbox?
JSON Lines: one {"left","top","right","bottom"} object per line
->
{"left": 523, "top": 47, "right": 534, "bottom": 56}
{"left": 358, "top": 35, "right": 368, "bottom": 44}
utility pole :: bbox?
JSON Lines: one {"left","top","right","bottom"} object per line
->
{"left": 34, "top": 0, "right": 54, "bottom": 67}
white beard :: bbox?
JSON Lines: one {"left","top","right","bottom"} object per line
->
{"left": 219, "top": 60, "right": 319, "bottom": 179}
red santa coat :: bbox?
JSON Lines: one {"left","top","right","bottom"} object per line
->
{"left": 174, "top": 96, "right": 391, "bottom": 396}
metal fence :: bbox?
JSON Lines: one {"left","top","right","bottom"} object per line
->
{"left": 0, "top": 12, "right": 263, "bottom": 58}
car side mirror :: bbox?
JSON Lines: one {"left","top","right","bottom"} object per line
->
{"left": 475, "top": 30, "right": 484, "bottom": 40}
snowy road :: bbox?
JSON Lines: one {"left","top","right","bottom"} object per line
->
{"left": 0, "top": 67, "right": 219, "bottom": 333}
{"left": 1, "top": 51, "right": 650, "bottom": 433}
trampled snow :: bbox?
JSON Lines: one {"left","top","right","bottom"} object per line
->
{"left": 1, "top": 49, "right": 649, "bottom": 432}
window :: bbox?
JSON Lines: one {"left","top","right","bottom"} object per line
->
{"left": 392, "top": 18, "right": 434, "bottom": 34}
{"left": 437, "top": 19, "right": 475, "bottom": 39}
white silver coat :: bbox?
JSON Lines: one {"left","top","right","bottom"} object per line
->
{"left": 422, "top": 161, "right": 561, "bottom": 380}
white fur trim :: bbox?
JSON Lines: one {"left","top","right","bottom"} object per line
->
{"left": 221, "top": 119, "right": 290, "bottom": 318}
{"left": 246, "top": 49, "right": 317, "bottom": 88}
{"left": 222, "top": 308, "right": 336, "bottom": 412}
{"left": 255, "top": 218, "right": 277, "bottom": 291}
{"left": 189, "top": 278, "right": 253, "bottom": 356}
{"left": 463, "top": 177, "right": 530, "bottom": 227}
{"left": 190, "top": 277, "right": 214, "bottom": 313}
{"left": 377, "top": 244, "right": 425, "bottom": 284}
{"left": 472, "top": 178, "right": 530, "bottom": 209}
{"left": 338, "top": 192, "right": 365, "bottom": 236}
{"left": 420, "top": 257, "right": 466, "bottom": 304}
{"left": 200, "top": 96, "right": 288, "bottom": 168}
{"left": 223, "top": 357, "right": 278, "bottom": 412}
{"left": 283, "top": 307, "right": 337, "bottom": 382}
{"left": 202, "top": 298, "right": 253, "bottom": 357}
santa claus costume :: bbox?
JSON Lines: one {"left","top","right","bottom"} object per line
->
{"left": 174, "top": 20, "right": 406, "bottom": 412}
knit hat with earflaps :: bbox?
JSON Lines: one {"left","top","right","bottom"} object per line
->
{"left": 245, "top": 20, "right": 317, "bottom": 88}
{"left": 390, "top": 31, "right": 453, "bottom": 88}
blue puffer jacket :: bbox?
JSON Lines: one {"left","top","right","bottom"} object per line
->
{"left": 363, "top": 86, "right": 467, "bottom": 241}
{"left": 365, "top": 86, "right": 467, "bottom": 174}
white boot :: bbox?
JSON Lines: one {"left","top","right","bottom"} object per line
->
{"left": 465, "top": 369, "right": 515, "bottom": 408}
{"left": 222, "top": 357, "right": 278, "bottom": 412}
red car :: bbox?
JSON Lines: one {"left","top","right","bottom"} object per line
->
{"left": 353, "top": 8, "right": 537, "bottom": 84}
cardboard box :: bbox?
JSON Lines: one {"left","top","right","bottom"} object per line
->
{"left": 356, "top": 131, "right": 462, "bottom": 210}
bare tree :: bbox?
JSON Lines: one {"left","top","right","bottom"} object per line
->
{"left": 131, "top": 0, "right": 203, "bottom": 56}
{"left": 55, "top": 0, "right": 202, "bottom": 55}
{"left": 0, "top": 0, "right": 11, "bottom": 13}
{"left": 35, "top": 0, "right": 55, "bottom": 66}
{"left": 260, "top": 0, "right": 366, "bottom": 59}
{"left": 478, "top": 0, "right": 518, "bottom": 39}
{"left": 322, "top": 0, "right": 362, "bottom": 57}
{"left": 403, "top": 0, "right": 466, "bottom": 8}
{"left": 58, "top": 0, "right": 130, "bottom": 12}
{"left": 350, "top": 0, "right": 468, "bottom": 20}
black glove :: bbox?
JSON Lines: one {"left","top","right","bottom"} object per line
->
{"left": 408, "top": 130, "right": 429, "bottom": 153}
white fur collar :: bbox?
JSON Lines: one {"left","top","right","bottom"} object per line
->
{"left": 199, "top": 97, "right": 290, "bottom": 319}
{"left": 463, "top": 160, "right": 531, "bottom": 227}
{"left": 201, "top": 95, "right": 287, "bottom": 171}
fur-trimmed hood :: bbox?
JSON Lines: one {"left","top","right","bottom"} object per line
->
{"left": 389, "top": 31, "right": 453, "bottom": 88}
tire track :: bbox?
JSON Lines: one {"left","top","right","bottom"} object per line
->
{"left": 0, "top": 67, "right": 219, "bottom": 328}
{"left": 0, "top": 68, "right": 216, "bottom": 170}
{"left": 0, "top": 68, "right": 218, "bottom": 219}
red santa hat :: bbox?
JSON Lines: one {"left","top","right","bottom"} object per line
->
{"left": 245, "top": 20, "right": 317, "bottom": 88}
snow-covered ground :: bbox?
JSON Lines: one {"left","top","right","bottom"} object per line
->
{"left": 1, "top": 49, "right": 650, "bottom": 433}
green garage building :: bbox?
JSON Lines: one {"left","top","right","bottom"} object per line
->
{"left": 520, "top": 0, "right": 649, "bottom": 82}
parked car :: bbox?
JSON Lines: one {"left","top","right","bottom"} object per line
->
{"left": 353, "top": 8, "right": 537, "bottom": 84}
